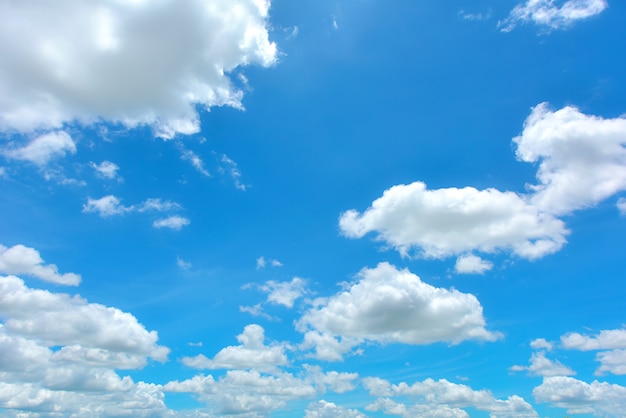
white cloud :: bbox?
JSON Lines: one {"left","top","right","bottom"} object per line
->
{"left": 618, "top": 197, "right": 626, "bottom": 215}
{"left": 561, "top": 328, "right": 626, "bottom": 375}
{"left": 339, "top": 182, "right": 568, "bottom": 260}
{"left": 177, "top": 256, "right": 192, "bottom": 270}
{"left": 89, "top": 160, "right": 120, "bottom": 180}
{"left": 305, "top": 400, "right": 366, "bottom": 418}
{"left": 297, "top": 263, "right": 501, "bottom": 361}
{"left": 516, "top": 103, "right": 626, "bottom": 215}
{"left": 259, "top": 277, "right": 307, "bottom": 308}
{"left": 459, "top": 10, "right": 492, "bottom": 21}
{"left": 510, "top": 351, "right": 576, "bottom": 376}
{"left": 239, "top": 303, "right": 275, "bottom": 320}
{"left": 0, "top": 273, "right": 174, "bottom": 416}
{"left": 182, "top": 324, "right": 288, "bottom": 373}
{"left": 530, "top": 338, "right": 553, "bottom": 350}
{"left": 153, "top": 215, "right": 190, "bottom": 230}
{"left": 0, "top": 244, "right": 81, "bottom": 286}
{"left": 137, "top": 198, "right": 182, "bottom": 213}
{"left": 220, "top": 154, "right": 248, "bottom": 191}
{"left": 0, "top": 0, "right": 277, "bottom": 138}
{"left": 181, "top": 147, "right": 210, "bottom": 177}
{"left": 2, "top": 131, "right": 76, "bottom": 165}
{"left": 533, "top": 376, "right": 626, "bottom": 416}
{"left": 0, "top": 275, "right": 169, "bottom": 363}
{"left": 83, "top": 195, "right": 130, "bottom": 217}
{"left": 363, "top": 377, "right": 538, "bottom": 417}
{"left": 454, "top": 254, "right": 493, "bottom": 274}
{"left": 499, "top": 0, "right": 608, "bottom": 32}
{"left": 256, "top": 256, "right": 282, "bottom": 269}
{"left": 165, "top": 370, "right": 317, "bottom": 415}
{"left": 561, "top": 328, "right": 626, "bottom": 351}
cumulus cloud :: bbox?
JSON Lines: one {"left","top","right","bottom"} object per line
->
{"left": 0, "top": 244, "right": 80, "bottom": 286}
{"left": 182, "top": 324, "right": 288, "bottom": 373}
{"left": 454, "top": 254, "right": 493, "bottom": 274}
{"left": 340, "top": 183, "right": 568, "bottom": 260}
{"left": 530, "top": 338, "right": 554, "bottom": 350}
{"left": 305, "top": 400, "right": 366, "bottom": 418}
{"left": 533, "top": 376, "right": 626, "bottom": 416}
{"left": 561, "top": 328, "right": 626, "bottom": 375}
{"left": 152, "top": 215, "right": 190, "bottom": 230}
{"left": 89, "top": 160, "right": 120, "bottom": 180}
{"left": 0, "top": 274, "right": 172, "bottom": 416}
{"left": 500, "top": 0, "right": 608, "bottom": 32}
{"left": 510, "top": 351, "right": 576, "bottom": 377}
{"left": 0, "top": 0, "right": 277, "bottom": 138}
{"left": 259, "top": 277, "right": 307, "bottom": 308}
{"left": 83, "top": 195, "right": 129, "bottom": 217}
{"left": 297, "top": 263, "right": 501, "bottom": 361}
{"left": 363, "top": 377, "right": 538, "bottom": 417}
{"left": 516, "top": 103, "right": 626, "bottom": 215}
{"left": 165, "top": 370, "right": 317, "bottom": 415}
{"left": 340, "top": 104, "right": 626, "bottom": 264}
{"left": 2, "top": 131, "right": 76, "bottom": 165}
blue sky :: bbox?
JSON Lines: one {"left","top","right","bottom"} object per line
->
{"left": 1, "top": 0, "right": 626, "bottom": 416}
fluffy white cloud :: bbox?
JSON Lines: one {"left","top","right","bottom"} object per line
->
{"left": 182, "top": 324, "right": 288, "bottom": 372}
{"left": 0, "top": 244, "right": 81, "bottom": 286}
{"left": 364, "top": 377, "right": 538, "bottom": 417}
{"left": 0, "top": 0, "right": 277, "bottom": 138}
{"left": 533, "top": 376, "right": 626, "bottom": 416}
{"left": 561, "top": 328, "right": 626, "bottom": 375}
{"left": 500, "top": 0, "right": 607, "bottom": 32}
{"left": 339, "top": 182, "right": 568, "bottom": 260}
{"left": 530, "top": 338, "right": 553, "bottom": 350}
{"left": 516, "top": 103, "right": 626, "bottom": 215}
{"left": 305, "top": 400, "right": 366, "bottom": 418}
{"left": 153, "top": 215, "right": 190, "bottom": 230}
{"left": 561, "top": 328, "right": 626, "bottom": 351}
{"left": 0, "top": 274, "right": 173, "bottom": 417}
{"left": 2, "top": 131, "right": 76, "bottom": 165}
{"left": 0, "top": 275, "right": 169, "bottom": 362}
{"left": 297, "top": 263, "right": 500, "bottom": 360}
{"left": 510, "top": 351, "right": 576, "bottom": 377}
{"left": 83, "top": 195, "right": 129, "bottom": 217}
{"left": 454, "top": 254, "right": 493, "bottom": 274}
{"left": 260, "top": 277, "right": 307, "bottom": 308}
{"left": 90, "top": 160, "right": 120, "bottom": 180}
{"left": 165, "top": 370, "right": 317, "bottom": 415}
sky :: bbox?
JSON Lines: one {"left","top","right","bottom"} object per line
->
{"left": 1, "top": 0, "right": 626, "bottom": 417}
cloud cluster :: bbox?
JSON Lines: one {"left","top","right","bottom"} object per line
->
{"left": 0, "top": 0, "right": 277, "bottom": 138}
{"left": 0, "top": 244, "right": 81, "bottom": 286}
{"left": 340, "top": 104, "right": 626, "bottom": 268}
{"left": 500, "top": 0, "right": 608, "bottom": 32}
{"left": 561, "top": 328, "right": 626, "bottom": 375}
{"left": 83, "top": 195, "right": 190, "bottom": 230}
{"left": 363, "top": 377, "right": 538, "bottom": 417}
{"left": 297, "top": 262, "right": 501, "bottom": 360}
{"left": 0, "top": 273, "right": 171, "bottom": 416}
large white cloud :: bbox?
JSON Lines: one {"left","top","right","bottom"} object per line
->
{"left": 297, "top": 263, "right": 500, "bottom": 360}
{"left": 364, "top": 377, "right": 538, "bottom": 418}
{"left": 182, "top": 324, "right": 288, "bottom": 373}
{"left": 516, "top": 103, "right": 626, "bottom": 215}
{"left": 0, "top": 274, "right": 174, "bottom": 416}
{"left": 0, "top": 275, "right": 169, "bottom": 362}
{"left": 0, "top": 0, "right": 277, "bottom": 138}
{"left": 0, "top": 244, "right": 81, "bottom": 286}
{"left": 499, "top": 0, "right": 608, "bottom": 32}
{"left": 561, "top": 328, "right": 626, "bottom": 375}
{"left": 339, "top": 182, "right": 568, "bottom": 260}
{"left": 533, "top": 376, "right": 626, "bottom": 416}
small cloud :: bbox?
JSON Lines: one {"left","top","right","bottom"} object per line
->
{"left": 510, "top": 351, "right": 576, "bottom": 377}
{"left": 332, "top": 15, "right": 339, "bottom": 30}
{"left": 459, "top": 9, "right": 492, "bottom": 21}
{"left": 188, "top": 342, "right": 203, "bottom": 347}
{"left": 617, "top": 198, "right": 626, "bottom": 215}
{"left": 256, "top": 256, "right": 282, "bottom": 269}
{"left": 531, "top": 338, "right": 554, "bottom": 351}
{"left": 256, "top": 256, "right": 266, "bottom": 269}
{"left": 0, "top": 243, "right": 81, "bottom": 286}
{"left": 287, "top": 25, "right": 299, "bottom": 39}
{"left": 454, "top": 254, "right": 493, "bottom": 275}
{"left": 220, "top": 154, "right": 248, "bottom": 191}
{"left": 3, "top": 131, "right": 76, "bottom": 166}
{"left": 137, "top": 198, "right": 181, "bottom": 213}
{"left": 177, "top": 256, "right": 192, "bottom": 270}
{"left": 83, "top": 195, "right": 129, "bottom": 217}
{"left": 153, "top": 216, "right": 190, "bottom": 231}
{"left": 499, "top": 0, "right": 608, "bottom": 32}
{"left": 90, "top": 160, "right": 121, "bottom": 181}
{"left": 0, "top": 167, "right": 6, "bottom": 178}
{"left": 180, "top": 147, "right": 210, "bottom": 177}
{"left": 239, "top": 304, "right": 275, "bottom": 320}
